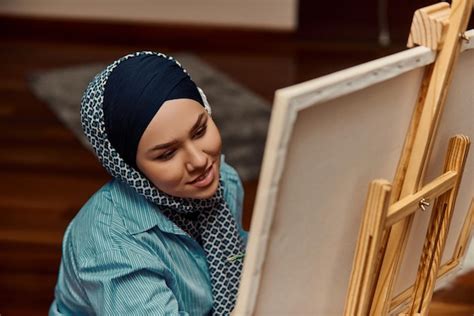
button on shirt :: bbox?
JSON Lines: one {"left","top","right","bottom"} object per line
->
{"left": 49, "top": 159, "right": 247, "bottom": 315}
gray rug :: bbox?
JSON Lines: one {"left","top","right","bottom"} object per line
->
{"left": 28, "top": 53, "right": 270, "bottom": 181}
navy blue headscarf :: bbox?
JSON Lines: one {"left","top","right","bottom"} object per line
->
{"left": 103, "top": 54, "right": 204, "bottom": 169}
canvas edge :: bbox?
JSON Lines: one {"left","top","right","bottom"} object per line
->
{"left": 233, "top": 90, "right": 298, "bottom": 315}
{"left": 284, "top": 29, "right": 472, "bottom": 113}
{"left": 284, "top": 47, "right": 434, "bottom": 112}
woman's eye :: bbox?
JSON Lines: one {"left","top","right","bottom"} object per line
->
{"left": 194, "top": 124, "right": 207, "bottom": 138}
{"left": 157, "top": 150, "right": 176, "bottom": 161}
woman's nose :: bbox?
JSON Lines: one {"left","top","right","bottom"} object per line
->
{"left": 185, "top": 142, "right": 207, "bottom": 172}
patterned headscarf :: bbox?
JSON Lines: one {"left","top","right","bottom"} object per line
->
{"left": 80, "top": 51, "right": 244, "bottom": 315}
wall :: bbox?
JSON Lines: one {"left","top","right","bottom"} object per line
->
{"left": 0, "top": 0, "right": 298, "bottom": 30}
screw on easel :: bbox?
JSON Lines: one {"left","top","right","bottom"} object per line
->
{"left": 460, "top": 32, "right": 470, "bottom": 44}
{"left": 419, "top": 198, "right": 430, "bottom": 211}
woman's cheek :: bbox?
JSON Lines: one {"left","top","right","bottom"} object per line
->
{"left": 208, "top": 122, "right": 223, "bottom": 155}
{"left": 147, "top": 162, "right": 183, "bottom": 190}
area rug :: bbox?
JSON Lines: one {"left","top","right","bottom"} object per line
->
{"left": 28, "top": 53, "right": 271, "bottom": 181}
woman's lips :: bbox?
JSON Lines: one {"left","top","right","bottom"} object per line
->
{"left": 189, "top": 164, "right": 214, "bottom": 187}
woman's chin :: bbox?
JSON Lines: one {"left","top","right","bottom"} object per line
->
{"left": 159, "top": 181, "right": 219, "bottom": 200}
{"left": 189, "top": 181, "right": 220, "bottom": 200}
{"left": 186, "top": 162, "right": 220, "bottom": 199}
{"left": 157, "top": 161, "right": 221, "bottom": 199}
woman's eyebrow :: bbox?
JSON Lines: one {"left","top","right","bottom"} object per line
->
{"left": 148, "top": 112, "right": 207, "bottom": 152}
{"left": 190, "top": 112, "right": 207, "bottom": 134}
{"left": 149, "top": 139, "right": 179, "bottom": 152}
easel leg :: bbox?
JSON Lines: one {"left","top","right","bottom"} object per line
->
{"left": 344, "top": 180, "right": 391, "bottom": 316}
{"left": 408, "top": 135, "right": 470, "bottom": 315}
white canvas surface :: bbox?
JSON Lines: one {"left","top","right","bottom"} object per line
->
{"left": 253, "top": 69, "right": 423, "bottom": 316}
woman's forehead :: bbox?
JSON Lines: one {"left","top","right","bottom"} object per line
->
{"left": 144, "top": 99, "right": 207, "bottom": 141}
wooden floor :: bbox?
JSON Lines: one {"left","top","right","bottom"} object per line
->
{"left": 1, "top": 35, "right": 473, "bottom": 315}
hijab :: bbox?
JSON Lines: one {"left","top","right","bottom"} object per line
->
{"left": 80, "top": 51, "right": 244, "bottom": 315}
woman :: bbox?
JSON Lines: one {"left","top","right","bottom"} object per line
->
{"left": 49, "top": 52, "right": 247, "bottom": 315}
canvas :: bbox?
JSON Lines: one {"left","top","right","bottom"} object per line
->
{"left": 234, "top": 30, "right": 474, "bottom": 315}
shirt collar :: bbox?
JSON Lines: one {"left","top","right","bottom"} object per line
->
{"left": 108, "top": 179, "right": 186, "bottom": 236}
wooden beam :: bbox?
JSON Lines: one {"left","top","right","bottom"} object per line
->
{"left": 386, "top": 171, "right": 457, "bottom": 227}
{"left": 407, "top": 3, "right": 450, "bottom": 50}
{"left": 452, "top": 198, "right": 474, "bottom": 261}
{"left": 390, "top": 198, "right": 474, "bottom": 312}
{"left": 408, "top": 135, "right": 470, "bottom": 315}
{"left": 344, "top": 180, "right": 391, "bottom": 316}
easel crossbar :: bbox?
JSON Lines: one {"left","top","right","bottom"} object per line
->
{"left": 386, "top": 170, "right": 458, "bottom": 227}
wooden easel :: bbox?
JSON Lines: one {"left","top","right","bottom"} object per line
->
{"left": 344, "top": 1, "right": 473, "bottom": 315}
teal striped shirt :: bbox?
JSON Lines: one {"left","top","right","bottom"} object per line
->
{"left": 50, "top": 157, "right": 247, "bottom": 316}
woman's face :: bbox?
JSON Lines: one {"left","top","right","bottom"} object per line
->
{"left": 136, "top": 99, "right": 222, "bottom": 199}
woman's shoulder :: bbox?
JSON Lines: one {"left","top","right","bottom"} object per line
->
{"left": 65, "top": 180, "right": 139, "bottom": 263}
{"left": 70, "top": 181, "right": 114, "bottom": 234}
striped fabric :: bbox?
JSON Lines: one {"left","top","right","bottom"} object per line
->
{"left": 49, "top": 157, "right": 247, "bottom": 316}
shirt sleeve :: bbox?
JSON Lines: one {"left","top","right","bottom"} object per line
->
{"left": 79, "top": 249, "right": 189, "bottom": 316}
